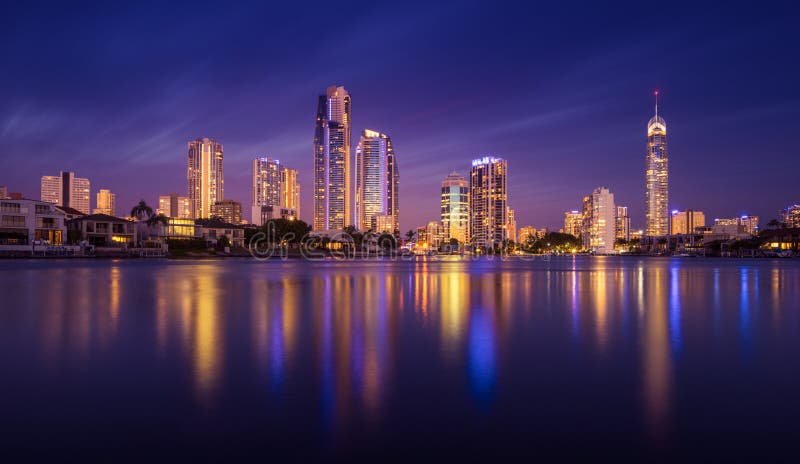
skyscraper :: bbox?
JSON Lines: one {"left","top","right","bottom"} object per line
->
{"left": 94, "top": 189, "right": 116, "bottom": 216}
{"left": 211, "top": 199, "right": 243, "bottom": 224}
{"left": 187, "top": 138, "right": 224, "bottom": 219}
{"left": 40, "top": 171, "right": 91, "bottom": 214}
{"left": 252, "top": 157, "right": 300, "bottom": 225}
{"left": 158, "top": 194, "right": 192, "bottom": 218}
{"left": 314, "top": 85, "right": 351, "bottom": 231}
{"left": 355, "top": 129, "right": 399, "bottom": 232}
{"left": 506, "top": 207, "right": 517, "bottom": 243}
{"left": 615, "top": 205, "right": 630, "bottom": 241}
{"left": 470, "top": 156, "right": 508, "bottom": 249}
{"left": 672, "top": 210, "right": 706, "bottom": 235}
{"left": 440, "top": 171, "right": 469, "bottom": 244}
{"left": 564, "top": 210, "right": 582, "bottom": 238}
{"left": 0, "top": 186, "right": 7, "bottom": 199}
{"left": 646, "top": 91, "right": 669, "bottom": 236}
{"left": 587, "top": 187, "right": 616, "bottom": 254}
{"left": 280, "top": 165, "right": 300, "bottom": 219}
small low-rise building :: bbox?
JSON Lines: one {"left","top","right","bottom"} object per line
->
{"left": 195, "top": 218, "right": 245, "bottom": 248}
{"left": 67, "top": 214, "right": 136, "bottom": 246}
{"left": 0, "top": 198, "right": 66, "bottom": 245}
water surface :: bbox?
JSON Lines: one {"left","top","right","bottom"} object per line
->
{"left": 1, "top": 257, "right": 799, "bottom": 459}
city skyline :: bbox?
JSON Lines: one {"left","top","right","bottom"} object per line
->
{"left": 2, "top": 3, "right": 799, "bottom": 231}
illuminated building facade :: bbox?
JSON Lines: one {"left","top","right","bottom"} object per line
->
{"left": 715, "top": 215, "right": 759, "bottom": 236}
{"left": 355, "top": 129, "right": 398, "bottom": 233}
{"left": 646, "top": 92, "right": 669, "bottom": 236}
{"left": 671, "top": 209, "right": 706, "bottom": 235}
{"left": 582, "top": 187, "right": 616, "bottom": 254}
{"left": 187, "top": 138, "right": 224, "bottom": 219}
{"left": 314, "top": 85, "right": 351, "bottom": 231}
{"left": 781, "top": 205, "right": 800, "bottom": 228}
{"left": 252, "top": 157, "right": 299, "bottom": 225}
{"left": 615, "top": 205, "right": 630, "bottom": 241}
{"left": 0, "top": 186, "right": 7, "bottom": 199}
{"left": 506, "top": 207, "right": 517, "bottom": 243}
{"left": 280, "top": 165, "right": 300, "bottom": 219}
{"left": 40, "top": 171, "right": 91, "bottom": 214}
{"left": 518, "top": 225, "right": 537, "bottom": 244}
{"left": 564, "top": 210, "right": 582, "bottom": 238}
{"left": 158, "top": 194, "right": 191, "bottom": 219}
{"left": 469, "top": 156, "right": 508, "bottom": 248}
{"left": 211, "top": 199, "right": 242, "bottom": 224}
{"left": 94, "top": 189, "right": 116, "bottom": 216}
{"left": 416, "top": 221, "right": 446, "bottom": 250}
{"left": 440, "top": 171, "right": 469, "bottom": 244}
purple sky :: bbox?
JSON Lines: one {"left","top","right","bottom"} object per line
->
{"left": 1, "top": 1, "right": 799, "bottom": 231}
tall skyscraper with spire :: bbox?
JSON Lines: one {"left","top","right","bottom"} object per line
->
{"left": 645, "top": 91, "right": 669, "bottom": 236}
{"left": 355, "top": 129, "right": 398, "bottom": 233}
{"left": 314, "top": 85, "right": 352, "bottom": 231}
{"left": 187, "top": 138, "right": 224, "bottom": 219}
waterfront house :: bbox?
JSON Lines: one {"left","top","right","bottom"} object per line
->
{"left": 67, "top": 214, "right": 137, "bottom": 246}
{"left": 0, "top": 198, "right": 66, "bottom": 246}
{"left": 195, "top": 218, "right": 245, "bottom": 248}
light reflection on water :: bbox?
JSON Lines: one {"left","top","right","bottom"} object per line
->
{"left": 2, "top": 257, "right": 800, "bottom": 458}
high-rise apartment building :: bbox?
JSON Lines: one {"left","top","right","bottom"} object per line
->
{"left": 715, "top": 215, "right": 759, "bottom": 236}
{"left": 40, "top": 171, "right": 91, "bottom": 214}
{"left": 506, "top": 207, "right": 517, "bottom": 243}
{"left": 646, "top": 92, "right": 669, "bottom": 236}
{"left": 615, "top": 205, "right": 630, "bottom": 241}
{"left": 582, "top": 187, "right": 616, "bottom": 254}
{"left": 158, "top": 194, "right": 192, "bottom": 218}
{"left": 781, "top": 205, "right": 800, "bottom": 228}
{"left": 211, "top": 199, "right": 242, "bottom": 224}
{"left": 252, "top": 157, "right": 299, "bottom": 225}
{"left": 564, "top": 210, "right": 582, "bottom": 238}
{"left": 440, "top": 171, "right": 469, "bottom": 244}
{"left": 470, "top": 156, "right": 508, "bottom": 248}
{"left": 187, "top": 137, "right": 224, "bottom": 219}
{"left": 671, "top": 210, "right": 706, "bottom": 235}
{"left": 0, "top": 186, "right": 7, "bottom": 199}
{"left": 94, "top": 189, "right": 116, "bottom": 216}
{"left": 314, "top": 85, "right": 352, "bottom": 231}
{"left": 355, "top": 129, "right": 399, "bottom": 233}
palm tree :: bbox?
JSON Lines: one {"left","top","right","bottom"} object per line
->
{"left": 145, "top": 213, "right": 169, "bottom": 228}
{"left": 131, "top": 200, "right": 154, "bottom": 221}
{"left": 405, "top": 229, "right": 415, "bottom": 243}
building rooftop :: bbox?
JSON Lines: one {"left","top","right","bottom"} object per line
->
{"left": 195, "top": 218, "right": 243, "bottom": 229}
{"left": 67, "top": 213, "right": 133, "bottom": 224}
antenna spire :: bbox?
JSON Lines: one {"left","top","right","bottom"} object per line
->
{"left": 654, "top": 90, "right": 659, "bottom": 118}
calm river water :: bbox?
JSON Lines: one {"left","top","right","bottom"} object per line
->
{"left": 1, "top": 257, "right": 799, "bottom": 459}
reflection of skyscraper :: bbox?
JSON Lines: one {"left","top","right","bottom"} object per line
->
{"left": 314, "top": 85, "right": 351, "bottom": 231}
{"left": 40, "top": 171, "right": 91, "bottom": 214}
{"left": 355, "top": 129, "right": 398, "bottom": 232}
{"left": 187, "top": 138, "right": 224, "bottom": 219}
{"left": 646, "top": 92, "right": 669, "bottom": 236}
{"left": 470, "top": 156, "right": 507, "bottom": 248}
{"left": 440, "top": 171, "right": 469, "bottom": 244}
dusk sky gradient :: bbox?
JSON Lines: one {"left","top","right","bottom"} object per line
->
{"left": 2, "top": 1, "right": 799, "bottom": 231}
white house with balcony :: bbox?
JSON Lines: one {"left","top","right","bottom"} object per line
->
{"left": 0, "top": 198, "right": 67, "bottom": 247}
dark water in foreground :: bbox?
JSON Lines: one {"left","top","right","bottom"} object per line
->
{"left": 1, "top": 257, "right": 800, "bottom": 460}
